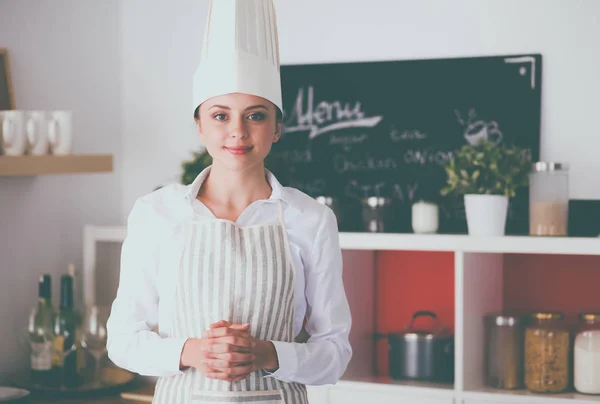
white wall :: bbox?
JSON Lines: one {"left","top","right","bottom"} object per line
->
{"left": 120, "top": 0, "right": 600, "bottom": 218}
{"left": 120, "top": 0, "right": 208, "bottom": 215}
{"left": 0, "top": 0, "right": 122, "bottom": 381}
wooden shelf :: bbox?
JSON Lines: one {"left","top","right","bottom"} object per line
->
{"left": 0, "top": 155, "right": 113, "bottom": 176}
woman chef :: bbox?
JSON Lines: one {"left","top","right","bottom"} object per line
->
{"left": 106, "top": 0, "right": 352, "bottom": 403}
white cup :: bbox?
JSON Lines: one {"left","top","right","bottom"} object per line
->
{"left": 412, "top": 200, "right": 439, "bottom": 234}
{"left": 0, "top": 110, "right": 28, "bottom": 156}
{"left": 25, "top": 111, "right": 50, "bottom": 155}
{"left": 47, "top": 110, "right": 73, "bottom": 155}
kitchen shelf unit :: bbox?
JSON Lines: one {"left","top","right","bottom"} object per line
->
{"left": 82, "top": 227, "right": 600, "bottom": 404}
{"left": 0, "top": 154, "right": 113, "bottom": 176}
{"left": 321, "top": 232, "right": 600, "bottom": 404}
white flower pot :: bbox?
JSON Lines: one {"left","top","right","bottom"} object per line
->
{"left": 464, "top": 194, "right": 509, "bottom": 236}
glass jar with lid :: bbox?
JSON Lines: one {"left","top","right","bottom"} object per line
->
{"left": 575, "top": 313, "right": 600, "bottom": 394}
{"left": 529, "top": 162, "right": 569, "bottom": 236}
{"left": 525, "top": 312, "right": 571, "bottom": 393}
{"left": 361, "top": 197, "right": 394, "bottom": 233}
{"left": 485, "top": 314, "right": 527, "bottom": 389}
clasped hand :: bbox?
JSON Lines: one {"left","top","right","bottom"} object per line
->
{"left": 180, "top": 320, "right": 278, "bottom": 382}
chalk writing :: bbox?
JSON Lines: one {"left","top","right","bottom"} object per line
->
{"left": 277, "top": 149, "right": 312, "bottom": 164}
{"left": 283, "top": 86, "right": 383, "bottom": 140}
{"left": 329, "top": 133, "right": 369, "bottom": 146}
{"left": 333, "top": 153, "right": 397, "bottom": 174}
{"left": 393, "top": 182, "right": 419, "bottom": 203}
{"left": 454, "top": 108, "right": 503, "bottom": 146}
{"left": 390, "top": 126, "right": 428, "bottom": 142}
{"left": 404, "top": 149, "right": 454, "bottom": 165}
{"left": 345, "top": 180, "right": 386, "bottom": 199}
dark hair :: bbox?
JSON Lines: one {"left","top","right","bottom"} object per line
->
{"left": 194, "top": 104, "right": 283, "bottom": 123}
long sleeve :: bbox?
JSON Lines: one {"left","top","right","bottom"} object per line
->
{"left": 267, "top": 207, "right": 352, "bottom": 385}
{"left": 106, "top": 199, "right": 188, "bottom": 377}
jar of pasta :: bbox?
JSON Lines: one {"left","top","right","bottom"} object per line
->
{"left": 525, "top": 312, "right": 571, "bottom": 393}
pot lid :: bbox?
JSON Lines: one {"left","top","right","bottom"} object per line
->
{"left": 396, "top": 311, "right": 452, "bottom": 339}
{"left": 401, "top": 330, "right": 443, "bottom": 340}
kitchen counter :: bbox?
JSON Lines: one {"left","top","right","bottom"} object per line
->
{"left": 20, "top": 382, "right": 154, "bottom": 404}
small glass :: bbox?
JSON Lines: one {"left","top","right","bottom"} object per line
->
{"left": 525, "top": 312, "right": 571, "bottom": 393}
{"left": 80, "top": 305, "right": 109, "bottom": 387}
{"left": 529, "top": 162, "right": 569, "bottom": 236}
{"left": 574, "top": 313, "right": 600, "bottom": 394}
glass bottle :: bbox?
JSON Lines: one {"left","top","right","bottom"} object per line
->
{"left": 28, "top": 274, "right": 55, "bottom": 387}
{"left": 574, "top": 313, "right": 600, "bottom": 394}
{"left": 66, "top": 263, "right": 86, "bottom": 375}
{"left": 485, "top": 314, "right": 526, "bottom": 389}
{"left": 525, "top": 312, "right": 570, "bottom": 393}
{"left": 53, "top": 273, "right": 80, "bottom": 388}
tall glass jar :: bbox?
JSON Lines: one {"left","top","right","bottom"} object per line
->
{"left": 485, "top": 314, "right": 527, "bottom": 389}
{"left": 525, "top": 312, "right": 571, "bottom": 393}
{"left": 529, "top": 162, "right": 569, "bottom": 236}
{"left": 575, "top": 313, "right": 600, "bottom": 394}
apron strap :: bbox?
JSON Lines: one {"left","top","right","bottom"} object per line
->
{"left": 277, "top": 200, "right": 285, "bottom": 226}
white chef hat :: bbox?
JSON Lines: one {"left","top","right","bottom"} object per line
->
{"left": 192, "top": 0, "right": 282, "bottom": 113}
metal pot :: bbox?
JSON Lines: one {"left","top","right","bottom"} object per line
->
{"left": 376, "top": 311, "right": 454, "bottom": 382}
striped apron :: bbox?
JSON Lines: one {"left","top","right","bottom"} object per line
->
{"left": 153, "top": 201, "right": 308, "bottom": 404}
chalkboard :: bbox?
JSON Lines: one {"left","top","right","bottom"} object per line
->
{"left": 272, "top": 54, "right": 542, "bottom": 234}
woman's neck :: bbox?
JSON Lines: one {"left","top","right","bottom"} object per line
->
{"left": 197, "top": 162, "right": 272, "bottom": 212}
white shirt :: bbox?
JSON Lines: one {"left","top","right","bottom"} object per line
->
{"left": 106, "top": 167, "right": 352, "bottom": 386}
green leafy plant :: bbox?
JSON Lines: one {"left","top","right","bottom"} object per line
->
{"left": 181, "top": 149, "right": 214, "bottom": 185}
{"left": 440, "top": 139, "right": 531, "bottom": 198}
{"left": 181, "top": 149, "right": 290, "bottom": 185}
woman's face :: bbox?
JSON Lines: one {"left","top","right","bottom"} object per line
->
{"left": 197, "top": 93, "right": 281, "bottom": 172}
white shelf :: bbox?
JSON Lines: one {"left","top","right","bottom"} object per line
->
{"left": 339, "top": 232, "right": 600, "bottom": 255}
{"left": 337, "top": 377, "right": 454, "bottom": 396}
{"left": 83, "top": 226, "right": 600, "bottom": 256}
{"left": 463, "top": 389, "right": 600, "bottom": 404}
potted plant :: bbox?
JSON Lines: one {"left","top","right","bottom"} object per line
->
{"left": 440, "top": 139, "right": 531, "bottom": 236}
